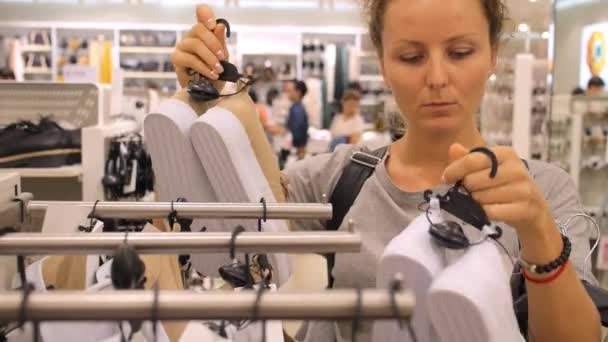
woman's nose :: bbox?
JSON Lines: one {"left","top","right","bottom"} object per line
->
{"left": 425, "top": 55, "right": 448, "bottom": 90}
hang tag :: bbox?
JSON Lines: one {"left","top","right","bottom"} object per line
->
{"left": 123, "top": 159, "right": 138, "bottom": 194}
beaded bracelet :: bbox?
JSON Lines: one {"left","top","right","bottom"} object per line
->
{"left": 518, "top": 234, "right": 571, "bottom": 274}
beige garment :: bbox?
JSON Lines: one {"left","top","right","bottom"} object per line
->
{"left": 41, "top": 255, "right": 87, "bottom": 290}
{"left": 173, "top": 85, "right": 285, "bottom": 203}
{"left": 140, "top": 223, "right": 188, "bottom": 342}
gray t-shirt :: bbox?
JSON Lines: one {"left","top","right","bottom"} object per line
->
{"left": 285, "top": 144, "right": 596, "bottom": 342}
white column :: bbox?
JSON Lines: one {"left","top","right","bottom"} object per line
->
{"left": 512, "top": 53, "right": 534, "bottom": 160}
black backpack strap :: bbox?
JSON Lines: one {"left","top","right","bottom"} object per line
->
{"left": 325, "top": 145, "right": 389, "bottom": 287}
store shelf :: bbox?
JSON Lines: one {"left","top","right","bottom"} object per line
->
{"left": 23, "top": 68, "right": 52, "bottom": 75}
{"left": 22, "top": 45, "right": 52, "bottom": 53}
{"left": 120, "top": 46, "right": 174, "bottom": 54}
{"left": 123, "top": 71, "right": 176, "bottom": 79}
{"left": 0, "top": 165, "right": 83, "bottom": 178}
{"left": 359, "top": 75, "right": 384, "bottom": 82}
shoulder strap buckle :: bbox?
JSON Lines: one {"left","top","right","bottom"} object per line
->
{"left": 350, "top": 151, "right": 383, "bottom": 169}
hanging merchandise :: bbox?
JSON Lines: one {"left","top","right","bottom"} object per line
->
{"left": 102, "top": 133, "right": 154, "bottom": 201}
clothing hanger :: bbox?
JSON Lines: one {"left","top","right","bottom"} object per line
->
{"left": 111, "top": 230, "right": 146, "bottom": 341}
{"left": 218, "top": 225, "right": 253, "bottom": 289}
{"left": 258, "top": 197, "right": 267, "bottom": 232}
{"left": 187, "top": 18, "right": 255, "bottom": 103}
{"left": 389, "top": 276, "right": 418, "bottom": 342}
{"left": 423, "top": 147, "right": 503, "bottom": 250}
{"left": 78, "top": 200, "right": 100, "bottom": 233}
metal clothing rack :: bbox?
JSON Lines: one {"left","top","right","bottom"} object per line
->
{"left": 27, "top": 201, "right": 333, "bottom": 220}
{"left": 0, "top": 289, "right": 414, "bottom": 321}
{"left": 0, "top": 231, "right": 361, "bottom": 255}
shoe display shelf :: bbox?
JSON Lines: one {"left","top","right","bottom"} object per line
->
{"left": 0, "top": 82, "right": 140, "bottom": 202}
{"left": 0, "top": 24, "right": 54, "bottom": 82}
{"left": 549, "top": 95, "right": 608, "bottom": 209}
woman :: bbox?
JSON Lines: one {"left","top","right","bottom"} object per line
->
{"left": 329, "top": 89, "right": 366, "bottom": 151}
{"left": 172, "top": 1, "right": 600, "bottom": 341}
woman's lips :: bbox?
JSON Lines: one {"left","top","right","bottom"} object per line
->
{"left": 422, "top": 102, "right": 458, "bottom": 112}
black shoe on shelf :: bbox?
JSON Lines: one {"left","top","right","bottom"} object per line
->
{"left": 0, "top": 117, "right": 82, "bottom": 168}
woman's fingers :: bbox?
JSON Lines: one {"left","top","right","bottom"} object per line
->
{"left": 177, "top": 36, "right": 224, "bottom": 75}
{"left": 442, "top": 146, "right": 517, "bottom": 184}
{"left": 461, "top": 160, "right": 528, "bottom": 192}
{"left": 173, "top": 49, "right": 218, "bottom": 87}
{"left": 471, "top": 181, "right": 532, "bottom": 205}
{"left": 214, "top": 22, "right": 230, "bottom": 61}
{"left": 196, "top": 4, "right": 217, "bottom": 30}
{"left": 189, "top": 23, "right": 226, "bottom": 63}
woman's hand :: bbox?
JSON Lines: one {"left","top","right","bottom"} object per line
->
{"left": 441, "top": 143, "right": 553, "bottom": 239}
{"left": 172, "top": 4, "right": 230, "bottom": 88}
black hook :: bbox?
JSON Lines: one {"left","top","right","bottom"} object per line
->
{"left": 151, "top": 282, "right": 159, "bottom": 342}
{"left": 17, "top": 280, "right": 32, "bottom": 331}
{"left": 175, "top": 198, "right": 193, "bottom": 232}
{"left": 229, "top": 225, "right": 246, "bottom": 261}
{"left": 252, "top": 285, "right": 267, "bottom": 342}
{"left": 215, "top": 18, "right": 231, "bottom": 38}
{"left": 167, "top": 200, "right": 178, "bottom": 230}
{"left": 258, "top": 198, "right": 267, "bottom": 232}
{"left": 469, "top": 147, "right": 498, "bottom": 179}
{"left": 389, "top": 279, "right": 418, "bottom": 342}
{"left": 351, "top": 286, "right": 363, "bottom": 342}
{"left": 79, "top": 200, "right": 100, "bottom": 232}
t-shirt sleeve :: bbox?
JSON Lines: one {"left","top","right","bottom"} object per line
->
{"left": 531, "top": 161, "right": 598, "bottom": 284}
{"left": 283, "top": 144, "right": 358, "bottom": 231}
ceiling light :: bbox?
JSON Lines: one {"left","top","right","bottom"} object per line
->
{"left": 541, "top": 31, "right": 550, "bottom": 39}
{"left": 529, "top": 0, "right": 537, "bottom": 2}
{"left": 489, "top": 74, "right": 497, "bottom": 82}
{"left": 518, "top": 23, "right": 530, "bottom": 32}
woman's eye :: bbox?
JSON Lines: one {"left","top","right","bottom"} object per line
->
{"left": 449, "top": 49, "right": 474, "bottom": 59}
{"left": 399, "top": 55, "right": 424, "bottom": 64}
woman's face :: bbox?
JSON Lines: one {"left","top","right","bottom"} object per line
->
{"left": 380, "top": 0, "right": 496, "bottom": 133}
{"left": 342, "top": 98, "right": 360, "bottom": 116}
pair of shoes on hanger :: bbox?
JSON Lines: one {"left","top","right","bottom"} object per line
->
{"left": 372, "top": 199, "right": 524, "bottom": 342}
{"left": 144, "top": 82, "right": 291, "bottom": 285}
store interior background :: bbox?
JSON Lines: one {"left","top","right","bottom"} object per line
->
{"left": 0, "top": 0, "right": 608, "bottom": 281}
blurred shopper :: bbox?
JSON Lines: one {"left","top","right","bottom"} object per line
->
{"left": 285, "top": 79, "right": 309, "bottom": 160}
{"left": 587, "top": 76, "right": 605, "bottom": 96}
{"left": 329, "top": 90, "right": 365, "bottom": 151}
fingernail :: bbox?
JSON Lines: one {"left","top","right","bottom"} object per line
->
{"left": 206, "top": 18, "right": 216, "bottom": 30}
{"left": 216, "top": 50, "right": 225, "bottom": 60}
{"left": 210, "top": 71, "right": 219, "bottom": 80}
{"left": 214, "top": 62, "right": 224, "bottom": 74}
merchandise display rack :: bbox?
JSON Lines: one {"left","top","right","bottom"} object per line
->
{"left": 0, "top": 82, "right": 140, "bottom": 201}
{"left": 550, "top": 96, "right": 608, "bottom": 212}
